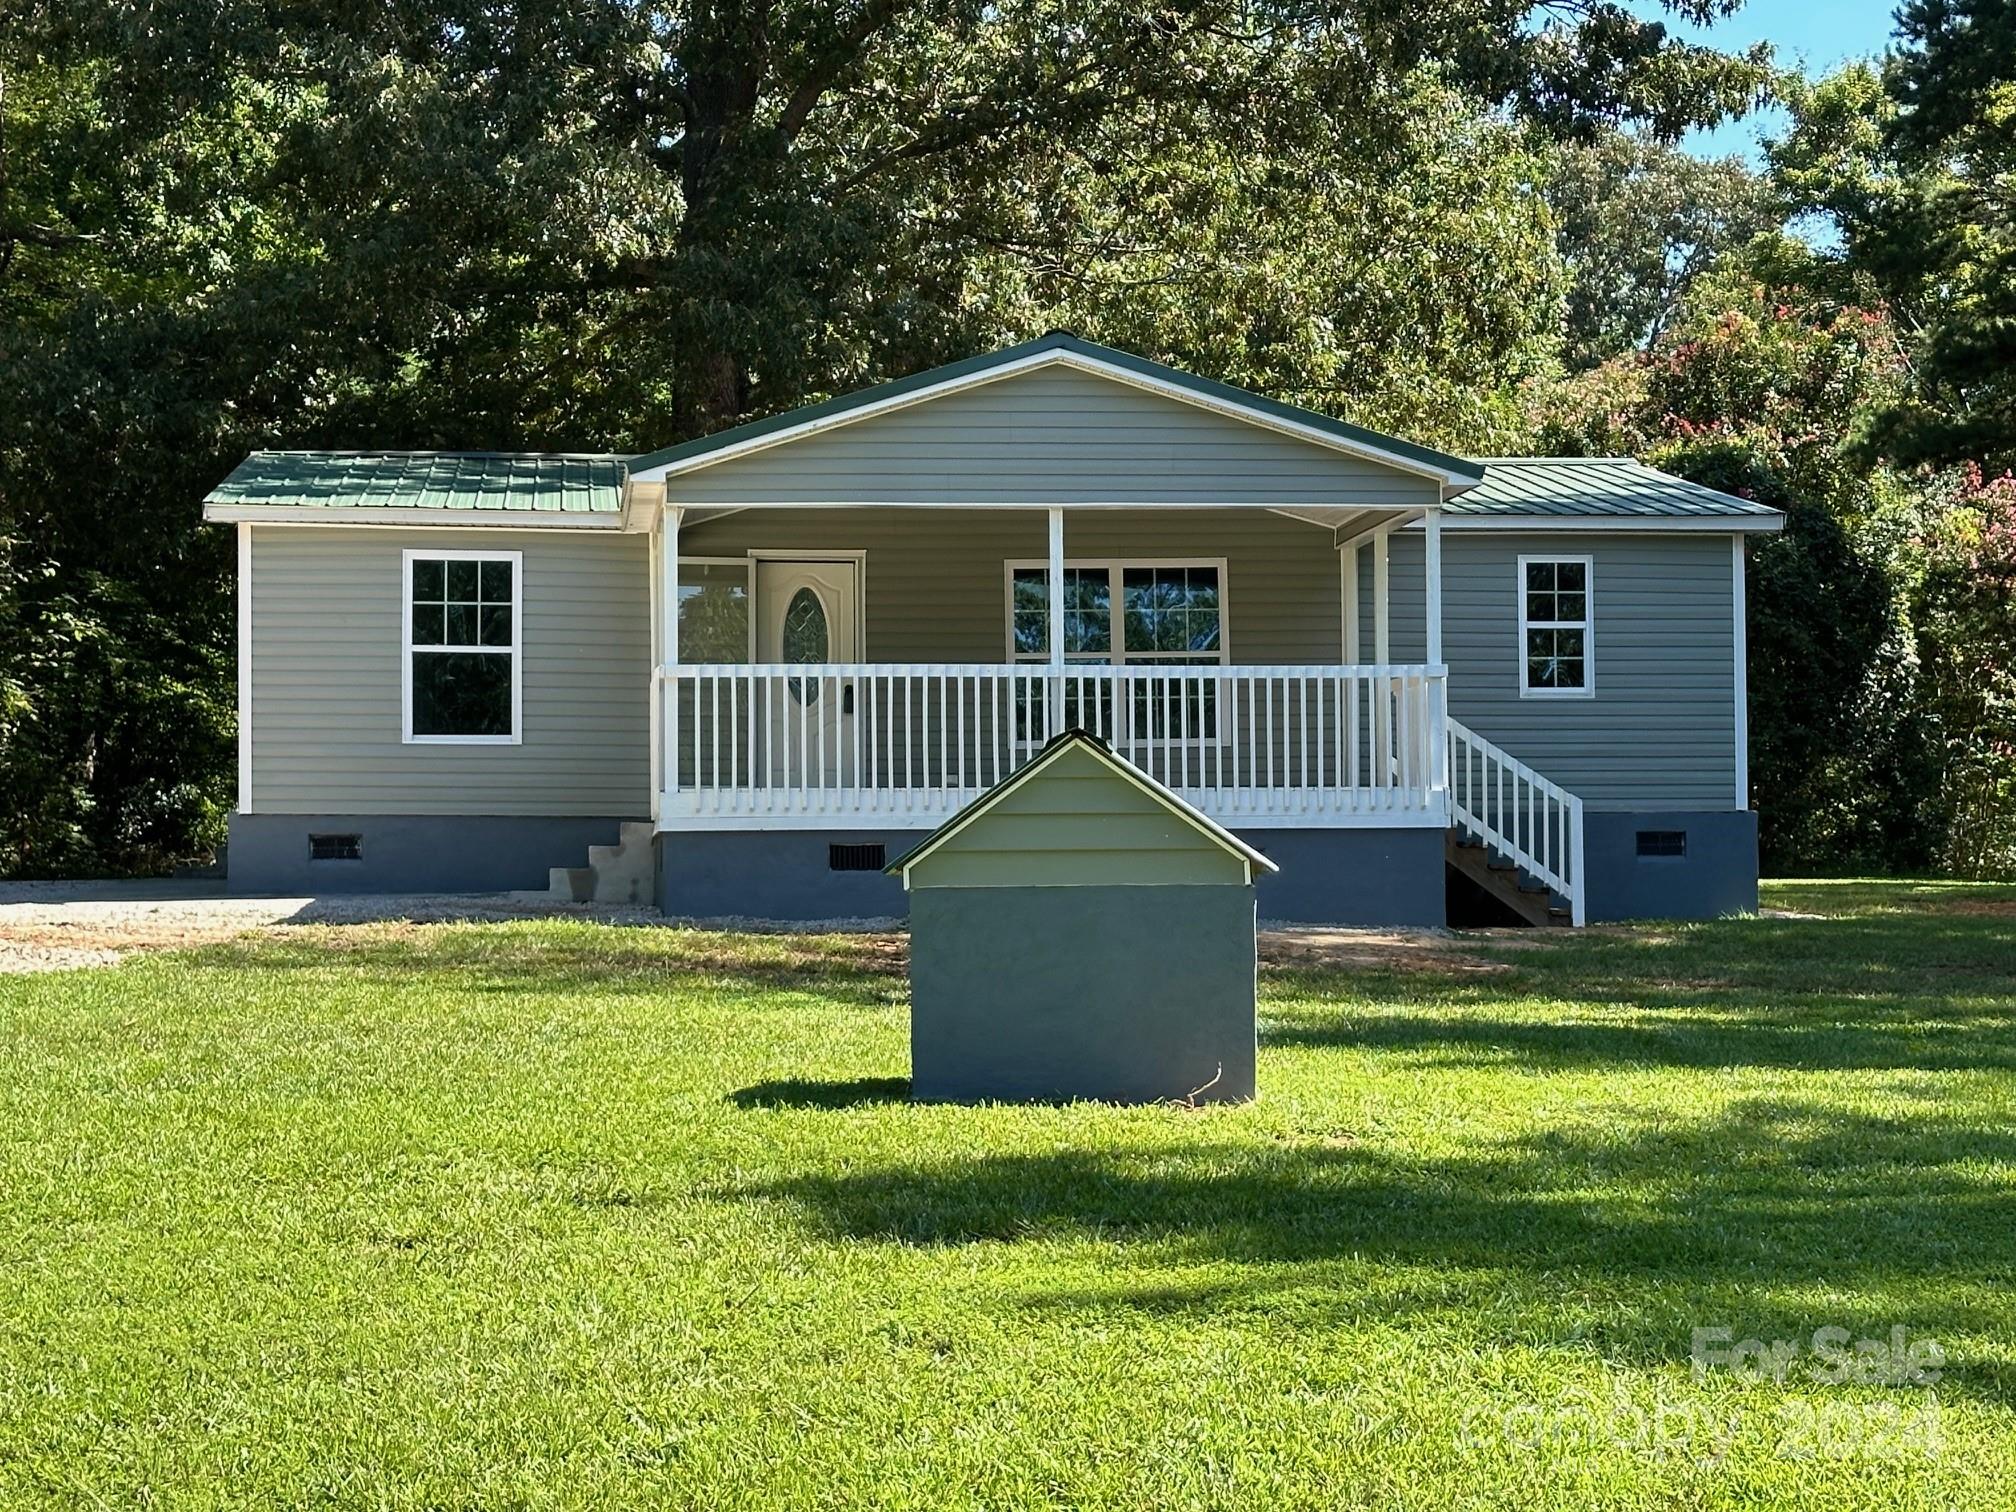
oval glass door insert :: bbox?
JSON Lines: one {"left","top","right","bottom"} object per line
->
{"left": 783, "top": 587, "right": 828, "bottom": 703}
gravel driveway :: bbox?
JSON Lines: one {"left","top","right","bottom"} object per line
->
{"left": 0, "top": 882, "right": 654, "bottom": 973}
{"left": 0, "top": 881, "right": 1492, "bottom": 977}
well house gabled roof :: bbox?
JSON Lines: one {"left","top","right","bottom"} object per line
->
{"left": 887, "top": 729, "right": 1280, "bottom": 889}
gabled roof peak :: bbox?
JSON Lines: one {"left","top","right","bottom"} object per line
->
{"left": 627, "top": 335, "right": 1484, "bottom": 488}
{"left": 887, "top": 728, "right": 1279, "bottom": 885}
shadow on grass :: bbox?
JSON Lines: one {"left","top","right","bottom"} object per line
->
{"left": 1264, "top": 1002, "right": 2016, "bottom": 1072}
{"left": 741, "top": 1097, "right": 2016, "bottom": 1396}
{"left": 729, "top": 1076, "right": 912, "bottom": 1109}
{"left": 187, "top": 922, "right": 908, "bottom": 1009}
{"left": 1260, "top": 906, "right": 2016, "bottom": 1073}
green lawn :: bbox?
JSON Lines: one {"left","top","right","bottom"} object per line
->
{"left": 2, "top": 881, "right": 2013, "bottom": 1508}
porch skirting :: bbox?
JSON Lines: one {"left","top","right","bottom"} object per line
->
{"left": 655, "top": 826, "right": 1449, "bottom": 927}
{"left": 226, "top": 813, "right": 633, "bottom": 895}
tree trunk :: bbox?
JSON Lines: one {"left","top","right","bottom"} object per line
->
{"left": 690, "top": 345, "right": 747, "bottom": 432}
{"left": 670, "top": 7, "right": 770, "bottom": 436}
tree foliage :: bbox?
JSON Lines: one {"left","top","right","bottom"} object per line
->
{"left": 1534, "top": 277, "right": 1956, "bottom": 873}
{"left": 1770, "top": 11, "right": 2016, "bottom": 472}
{"left": 1546, "top": 132, "right": 1776, "bottom": 370}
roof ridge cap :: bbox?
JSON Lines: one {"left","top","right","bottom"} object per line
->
{"left": 1473, "top": 455, "right": 1638, "bottom": 464}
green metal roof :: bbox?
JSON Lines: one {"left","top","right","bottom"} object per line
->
{"left": 205, "top": 451, "right": 627, "bottom": 516}
{"left": 1451, "top": 458, "right": 1781, "bottom": 519}
{"left": 626, "top": 332, "right": 1487, "bottom": 484}
{"left": 201, "top": 438, "right": 1783, "bottom": 527}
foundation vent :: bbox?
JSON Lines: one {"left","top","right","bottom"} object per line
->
{"left": 828, "top": 843, "right": 887, "bottom": 872}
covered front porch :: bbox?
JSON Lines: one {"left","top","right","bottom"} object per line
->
{"left": 649, "top": 501, "right": 1453, "bottom": 830}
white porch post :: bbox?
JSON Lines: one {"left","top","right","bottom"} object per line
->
{"left": 661, "top": 506, "right": 681, "bottom": 809}
{"left": 1372, "top": 528, "right": 1391, "bottom": 786}
{"left": 1372, "top": 528, "right": 1390, "bottom": 663}
{"left": 1424, "top": 504, "right": 1443, "bottom": 666}
{"left": 1341, "top": 540, "right": 1361, "bottom": 789}
{"left": 1341, "top": 541, "right": 1360, "bottom": 663}
{"left": 1425, "top": 502, "right": 1447, "bottom": 800}
{"left": 1047, "top": 506, "right": 1065, "bottom": 739}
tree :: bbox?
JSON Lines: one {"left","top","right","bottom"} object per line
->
{"left": 1771, "top": 18, "right": 2016, "bottom": 471}
{"left": 947, "top": 67, "right": 1566, "bottom": 454}
{"left": 1546, "top": 131, "right": 1776, "bottom": 370}
{"left": 1533, "top": 279, "right": 1949, "bottom": 873}
{"left": 1910, "top": 464, "right": 2016, "bottom": 875}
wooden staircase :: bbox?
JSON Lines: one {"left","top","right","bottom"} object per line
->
{"left": 1445, "top": 832, "right": 1574, "bottom": 927}
{"left": 1446, "top": 718, "right": 1586, "bottom": 927}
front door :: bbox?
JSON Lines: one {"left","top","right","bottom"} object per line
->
{"left": 755, "top": 559, "right": 860, "bottom": 788}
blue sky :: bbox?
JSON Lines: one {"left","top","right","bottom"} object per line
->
{"left": 1631, "top": 0, "right": 1905, "bottom": 158}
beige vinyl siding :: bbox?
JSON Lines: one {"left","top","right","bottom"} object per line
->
{"left": 1374, "top": 530, "right": 1738, "bottom": 810}
{"left": 671, "top": 367, "right": 1442, "bottom": 508}
{"left": 678, "top": 507, "right": 1345, "bottom": 664}
{"left": 903, "top": 744, "right": 1250, "bottom": 888}
{"left": 248, "top": 527, "right": 649, "bottom": 815}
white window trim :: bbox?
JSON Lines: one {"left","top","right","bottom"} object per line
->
{"left": 677, "top": 555, "right": 759, "bottom": 663}
{"left": 1517, "top": 553, "right": 1594, "bottom": 700}
{"left": 1001, "top": 557, "right": 1232, "bottom": 664}
{"left": 401, "top": 548, "right": 524, "bottom": 745}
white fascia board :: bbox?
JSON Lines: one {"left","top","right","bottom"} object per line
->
{"left": 634, "top": 348, "right": 1481, "bottom": 491}
{"left": 624, "top": 499, "right": 1436, "bottom": 513}
{"left": 1408, "top": 514, "right": 1785, "bottom": 534}
{"left": 663, "top": 807, "right": 1450, "bottom": 834}
{"left": 202, "top": 505, "right": 627, "bottom": 530}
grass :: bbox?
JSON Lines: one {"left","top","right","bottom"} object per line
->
{"left": 1, "top": 882, "right": 2013, "bottom": 1508}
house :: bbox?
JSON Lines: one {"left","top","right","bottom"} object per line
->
{"left": 202, "top": 332, "right": 1784, "bottom": 925}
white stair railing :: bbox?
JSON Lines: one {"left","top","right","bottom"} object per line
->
{"left": 1446, "top": 717, "right": 1586, "bottom": 926}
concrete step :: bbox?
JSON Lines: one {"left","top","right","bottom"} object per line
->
{"left": 578, "top": 822, "right": 655, "bottom": 906}
{"left": 549, "top": 866, "right": 595, "bottom": 903}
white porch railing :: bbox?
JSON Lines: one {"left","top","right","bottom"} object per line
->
{"left": 1447, "top": 717, "right": 1586, "bottom": 926}
{"left": 658, "top": 663, "right": 1448, "bottom": 828}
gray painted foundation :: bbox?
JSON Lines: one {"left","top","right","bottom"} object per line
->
{"left": 909, "top": 885, "right": 1257, "bottom": 1103}
{"left": 229, "top": 810, "right": 1755, "bottom": 920}
{"left": 657, "top": 824, "right": 1449, "bottom": 926}
{"left": 226, "top": 813, "right": 630, "bottom": 895}
{"left": 1580, "top": 809, "right": 1759, "bottom": 922}
{"left": 1244, "top": 826, "right": 1448, "bottom": 926}
{"left": 658, "top": 829, "right": 915, "bottom": 921}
